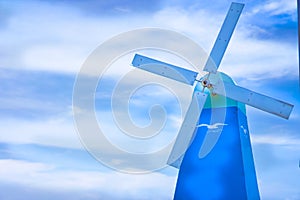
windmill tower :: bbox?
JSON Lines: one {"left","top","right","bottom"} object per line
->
{"left": 131, "top": 2, "right": 294, "bottom": 200}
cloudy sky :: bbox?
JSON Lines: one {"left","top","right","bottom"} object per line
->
{"left": 0, "top": 0, "right": 299, "bottom": 199}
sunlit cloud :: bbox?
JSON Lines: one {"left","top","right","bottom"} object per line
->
{"left": 0, "top": 118, "right": 81, "bottom": 149}
{"left": 0, "top": 0, "right": 297, "bottom": 81}
{"left": 252, "top": 134, "right": 300, "bottom": 146}
{"left": 251, "top": 0, "right": 297, "bottom": 17}
{"left": 0, "top": 159, "right": 177, "bottom": 199}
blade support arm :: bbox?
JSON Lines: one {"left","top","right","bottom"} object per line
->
{"left": 132, "top": 54, "right": 198, "bottom": 86}
{"left": 203, "top": 2, "right": 244, "bottom": 73}
{"left": 213, "top": 81, "right": 294, "bottom": 119}
{"left": 167, "top": 92, "right": 207, "bottom": 168}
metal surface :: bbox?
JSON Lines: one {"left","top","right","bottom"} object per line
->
{"left": 198, "top": 118, "right": 227, "bottom": 159}
{"left": 213, "top": 81, "right": 294, "bottom": 119}
{"left": 203, "top": 2, "right": 244, "bottom": 73}
{"left": 174, "top": 105, "right": 260, "bottom": 200}
{"left": 132, "top": 54, "right": 198, "bottom": 85}
{"left": 167, "top": 92, "right": 207, "bottom": 168}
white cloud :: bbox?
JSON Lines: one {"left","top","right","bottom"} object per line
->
{"left": 0, "top": 159, "right": 177, "bottom": 199}
{"left": 252, "top": 141, "right": 300, "bottom": 200}
{"left": 221, "top": 36, "right": 297, "bottom": 80}
{"left": 22, "top": 44, "right": 89, "bottom": 73}
{"left": 252, "top": 0, "right": 297, "bottom": 17}
{"left": 251, "top": 134, "right": 300, "bottom": 146}
{"left": 0, "top": 118, "right": 82, "bottom": 149}
{"left": 0, "top": 1, "right": 147, "bottom": 73}
{"left": 1, "top": 1, "right": 296, "bottom": 81}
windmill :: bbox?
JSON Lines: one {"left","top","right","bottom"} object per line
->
{"left": 131, "top": 2, "right": 294, "bottom": 200}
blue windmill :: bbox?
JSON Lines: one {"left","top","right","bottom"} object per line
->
{"left": 131, "top": 2, "right": 294, "bottom": 200}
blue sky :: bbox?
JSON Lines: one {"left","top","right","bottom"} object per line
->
{"left": 0, "top": 0, "right": 299, "bottom": 199}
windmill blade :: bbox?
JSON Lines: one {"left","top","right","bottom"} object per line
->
{"left": 213, "top": 82, "right": 294, "bottom": 119}
{"left": 167, "top": 92, "right": 207, "bottom": 168}
{"left": 132, "top": 54, "right": 198, "bottom": 86}
{"left": 203, "top": 2, "right": 244, "bottom": 73}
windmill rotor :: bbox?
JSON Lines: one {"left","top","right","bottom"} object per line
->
{"left": 131, "top": 2, "right": 294, "bottom": 165}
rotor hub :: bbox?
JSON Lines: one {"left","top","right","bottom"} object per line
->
{"left": 201, "top": 78, "right": 212, "bottom": 89}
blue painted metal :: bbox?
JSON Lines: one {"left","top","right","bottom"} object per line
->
{"left": 132, "top": 54, "right": 198, "bottom": 86}
{"left": 213, "top": 81, "right": 294, "bottom": 119}
{"left": 203, "top": 2, "right": 244, "bottom": 73}
{"left": 173, "top": 76, "right": 260, "bottom": 199}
